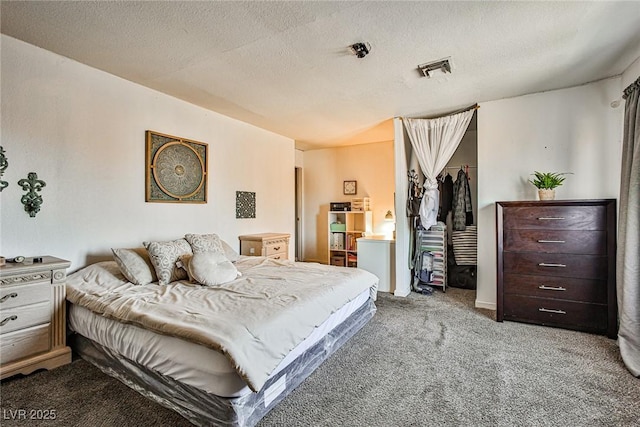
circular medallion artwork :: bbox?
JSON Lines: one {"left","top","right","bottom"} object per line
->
{"left": 152, "top": 142, "right": 204, "bottom": 199}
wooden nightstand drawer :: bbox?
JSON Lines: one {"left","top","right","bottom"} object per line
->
{"left": 503, "top": 252, "right": 607, "bottom": 280}
{"left": 0, "top": 323, "right": 51, "bottom": 365}
{"left": 503, "top": 273, "right": 607, "bottom": 304}
{"left": 0, "top": 301, "right": 51, "bottom": 334}
{"left": 1, "top": 282, "right": 50, "bottom": 309}
{"left": 504, "top": 229, "right": 606, "bottom": 255}
{"left": 503, "top": 295, "right": 607, "bottom": 334}
{"left": 265, "top": 243, "right": 286, "bottom": 257}
{"left": 503, "top": 205, "right": 605, "bottom": 230}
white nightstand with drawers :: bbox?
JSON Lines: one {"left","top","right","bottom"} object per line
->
{"left": 238, "top": 233, "right": 290, "bottom": 260}
{"left": 0, "top": 256, "right": 72, "bottom": 379}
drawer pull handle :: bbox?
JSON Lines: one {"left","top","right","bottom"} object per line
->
{"left": 0, "top": 315, "right": 17, "bottom": 326}
{"left": 537, "top": 240, "right": 565, "bottom": 244}
{"left": 537, "top": 217, "right": 565, "bottom": 220}
{"left": 539, "top": 308, "right": 566, "bottom": 315}
{"left": 0, "top": 292, "right": 18, "bottom": 303}
{"left": 273, "top": 247, "right": 280, "bottom": 251}
{"left": 538, "top": 263, "right": 566, "bottom": 268}
{"left": 539, "top": 285, "right": 566, "bottom": 291}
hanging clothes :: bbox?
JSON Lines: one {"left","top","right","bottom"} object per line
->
{"left": 452, "top": 168, "right": 473, "bottom": 231}
{"left": 437, "top": 173, "right": 454, "bottom": 222}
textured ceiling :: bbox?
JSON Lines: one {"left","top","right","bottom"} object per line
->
{"left": 2, "top": 1, "right": 640, "bottom": 150}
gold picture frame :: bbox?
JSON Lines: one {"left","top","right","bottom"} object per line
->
{"left": 145, "top": 130, "right": 208, "bottom": 203}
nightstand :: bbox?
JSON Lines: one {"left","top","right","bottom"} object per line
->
{"left": 0, "top": 256, "right": 72, "bottom": 379}
{"left": 238, "top": 233, "right": 290, "bottom": 260}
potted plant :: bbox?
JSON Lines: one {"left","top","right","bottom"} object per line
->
{"left": 529, "top": 171, "right": 570, "bottom": 200}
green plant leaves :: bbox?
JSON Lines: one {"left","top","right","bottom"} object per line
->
{"left": 528, "top": 171, "right": 570, "bottom": 189}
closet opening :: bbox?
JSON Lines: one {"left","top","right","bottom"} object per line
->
{"left": 439, "top": 112, "right": 478, "bottom": 295}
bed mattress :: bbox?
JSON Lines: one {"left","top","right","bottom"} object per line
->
{"left": 68, "top": 288, "right": 370, "bottom": 398}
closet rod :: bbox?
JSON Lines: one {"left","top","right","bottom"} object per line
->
{"left": 444, "top": 166, "right": 477, "bottom": 169}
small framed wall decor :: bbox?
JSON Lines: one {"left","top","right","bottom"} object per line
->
{"left": 236, "top": 191, "right": 256, "bottom": 218}
{"left": 343, "top": 180, "right": 357, "bottom": 195}
{"left": 146, "top": 131, "right": 208, "bottom": 203}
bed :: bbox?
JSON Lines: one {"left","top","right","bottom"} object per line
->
{"left": 65, "top": 237, "right": 378, "bottom": 427}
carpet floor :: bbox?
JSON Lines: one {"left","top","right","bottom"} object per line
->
{"left": 1, "top": 289, "right": 638, "bottom": 426}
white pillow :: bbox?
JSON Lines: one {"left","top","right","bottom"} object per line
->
{"left": 185, "top": 233, "right": 225, "bottom": 254}
{"left": 181, "top": 252, "right": 239, "bottom": 286}
{"left": 111, "top": 247, "right": 157, "bottom": 286}
{"left": 143, "top": 239, "right": 192, "bottom": 285}
{"left": 221, "top": 239, "right": 240, "bottom": 262}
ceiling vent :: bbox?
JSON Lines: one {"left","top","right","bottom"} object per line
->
{"left": 418, "top": 57, "right": 452, "bottom": 77}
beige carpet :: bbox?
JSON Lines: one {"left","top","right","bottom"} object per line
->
{"left": 1, "top": 289, "right": 638, "bottom": 426}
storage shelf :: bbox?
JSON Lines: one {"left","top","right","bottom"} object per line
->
{"left": 416, "top": 226, "right": 447, "bottom": 291}
{"left": 328, "top": 210, "right": 372, "bottom": 267}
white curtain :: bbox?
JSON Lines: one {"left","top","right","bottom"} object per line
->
{"left": 404, "top": 109, "right": 475, "bottom": 229}
{"left": 618, "top": 76, "right": 640, "bottom": 377}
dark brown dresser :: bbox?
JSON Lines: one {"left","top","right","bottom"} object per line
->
{"left": 496, "top": 199, "right": 617, "bottom": 338}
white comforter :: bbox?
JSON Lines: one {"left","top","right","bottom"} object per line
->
{"left": 66, "top": 257, "right": 378, "bottom": 392}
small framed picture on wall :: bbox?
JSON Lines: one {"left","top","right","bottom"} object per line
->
{"left": 343, "top": 180, "right": 357, "bottom": 195}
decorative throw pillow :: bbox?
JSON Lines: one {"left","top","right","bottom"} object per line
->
{"left": 111, "top": 247, "right": 158, "bottom": 286}
{"left": 143, "top": 239, "right": 192, "bottom": 285}
{"left": 183, "top": 251, "right": 239, "bottom": 286}
{"left": 220, "top": 239, "right": 240, "bottom": 262}
{"left": 185, "top": 233, "right": 225, "bottom": 254}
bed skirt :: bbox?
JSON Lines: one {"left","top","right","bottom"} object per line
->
{"left": 71, "top": 298, "right": 376, "bottom": 427}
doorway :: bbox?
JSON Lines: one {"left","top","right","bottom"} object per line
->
{"left": 294, "top": 167, "right": 303, "bottom": 261}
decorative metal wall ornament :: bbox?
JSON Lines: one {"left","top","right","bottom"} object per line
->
{"left": 145, "top": 130, "right": 208, "bottom": 203}
{"left": 0, "top": 146, "right": 8, "bottom": 191}
{"left": 18, "top": 172, "right": 46, "bottom": 217}
{"left": 236, "top": 191, "right": 256, "bottom": 219}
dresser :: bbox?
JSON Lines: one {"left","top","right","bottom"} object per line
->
{"left": 496, "top": 200, "right": 617, "bottom": 338}
{"left": 238, "top": 233, "right": 290, "bottom": 260}
{"left": 0, "top": 256, "right": 72, "bottom": 379}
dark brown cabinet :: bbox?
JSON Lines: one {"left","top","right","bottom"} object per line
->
{"left": 496, "top": 200, "right": 617, "bottom": 338}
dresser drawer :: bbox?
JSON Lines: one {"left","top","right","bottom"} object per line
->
{"left": 503, "top": 205, "right": 605, "bottom": 230}
{"left": 504, "top": 229, "right": 606, "bottom": 255}
{"left": 267, "top": 253, "right": 287, "bottom": 260}
{"left": 503, "top": 295, "right": 607, "bottom": 334}
{"left": 503, "top": 273, "right": 608, "bottom": 304}
{"left": 503, "top": 252, "right": 607, "bottom": 280}
{"left": 0, "top": 282, "right": 50, "bottom": 310}
{"left": 0, "top": 301, "right": 51, "bottom": 334}
{"left": 265, "top": 242, "right": 287, "bottom": 257}
{"left": 0, "top": 323, "right": 51, "bottom": 364}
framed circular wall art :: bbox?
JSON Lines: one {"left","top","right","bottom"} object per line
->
{"left": 146, "top": 131, "right": 208, "bottom": 203}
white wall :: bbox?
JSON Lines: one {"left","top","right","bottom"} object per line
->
{"left": 0, "top": 36, "right": 295, "bottom": 271}
{"left": 476, "top": 77, "right": 623, "bottom": 308}
{"left": 302, "top": 141, "right": 394, "bottom": 263}
{"left": 622, "top": 55, "right": 640, "bottom": 88}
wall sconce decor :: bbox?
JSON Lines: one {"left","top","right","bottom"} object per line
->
{"left": 18, "top": 172, "right": 46, "bottom": 217}
{"left": 0, "top": 146, "right": 8, "bottom": 191}
{"left": 384, "top": 210, "right": 394, "bottom": 221}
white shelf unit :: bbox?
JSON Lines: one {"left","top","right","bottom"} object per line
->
{"left": 328, "top": 210, "right": 372, "bottom": 267}
{"left": 416, "top": 226, "right": 447, "bottom": 292}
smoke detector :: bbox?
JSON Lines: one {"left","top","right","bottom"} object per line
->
{"left": 350, "top": 42, "right": 371, "bottom": 58}
{"left": 418, "top": 57, "right": 452, "bottom": 77}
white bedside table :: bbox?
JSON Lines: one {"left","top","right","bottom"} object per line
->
{"left": 357, "top": 237, "right": 396, "bottom": 293}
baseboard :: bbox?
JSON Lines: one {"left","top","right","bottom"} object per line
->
{"left": 475, "top": 300, "right": 496, "bottom": 310}
{"left": 394, "top": 288, "right": 410, "bottom": 297}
